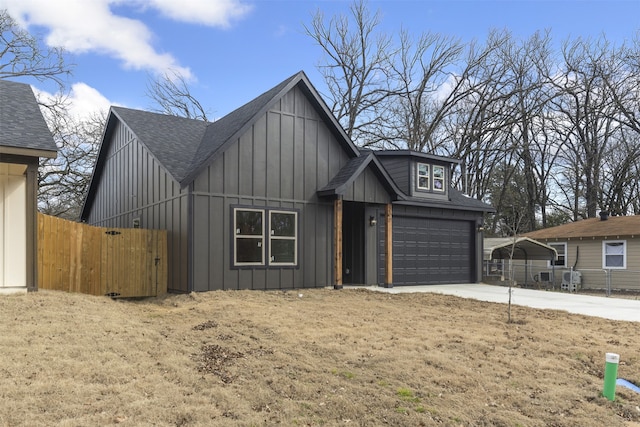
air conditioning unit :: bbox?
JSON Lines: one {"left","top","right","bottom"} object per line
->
{"left": 538, "top": 271, "right": 552, "bottom": 282}
{"left": 561, "top": 271, "right": 582, "bottom": 292}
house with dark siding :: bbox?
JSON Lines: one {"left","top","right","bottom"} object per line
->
{"left": 0, "top": 80, "right": 58, "bottom": 293}
{"left": 81, "top": 71, "right": 493, "bottom": 293}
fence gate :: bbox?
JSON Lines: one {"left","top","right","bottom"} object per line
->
{"left": 38, "top": 214, "right": 167, "bottom": 297}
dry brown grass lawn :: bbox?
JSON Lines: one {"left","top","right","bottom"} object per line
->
{"left": 1, "top": 288, "right": 639, "bottom": 426}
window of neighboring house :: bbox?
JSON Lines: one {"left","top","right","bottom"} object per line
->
{"left": 417, "top": 163, "right": 429, "bottom": 190}
{"left": 233, "top": 207, "right": 298, "bottom": 267}
{"left": 433, "top": 165, "right": 445, "bottom": 192}
{"left": 269, "top": 211, "right": 297, "bottom": 265}
{"left": 234, "top": 208, "right": 265, "bottom": 265}
{"left": 548, "top": 242, "right": 567, "bottom": 267}
{"left": 603, "top": 240, "right": 626, "bottom": 269}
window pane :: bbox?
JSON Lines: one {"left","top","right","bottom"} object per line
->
{"left": 606, "top": 242, "right": 624, "bottom": 255}
{"left": 418, "top": 163, "right": 428, "bottom": 176}
{"left": 236, "top": 238, "right": 263, "bottom": 263}
{"left": 271, "top": 212, "right": 296, "bottom": 237}
{"left": 604, "top": 242, "right": 625, "bottom": 268}
{"left": 606, "top": 255, "right": 624, "bottom": 267}
{"left": 433, "top": 166, "right": 444, "bottom": 178}
{"left": 236, "top": 210, "right": 262, "bottom": 235}
{"left": 418, "top": 176, "right": 429, "bottom": 188}
{"left": 433, "top": 178, "right": 444, "bottom": 190}
{"left": 550, "top": 243, "right": 566, "bottom": 266}
{"left": 271, "top": 239, "right": 295, "bottom": 263}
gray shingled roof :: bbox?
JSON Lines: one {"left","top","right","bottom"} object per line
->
{"left": 183, "top": 72, "right": 301, "bottom": 184}
{"left": 398, "top": 188, "right": 495, "bottom": 212}
{"left": 0, "top": 79, "right": 57, "bottom": 155}
{"left": 83, "top": 71, "right": 361, "bottom": 219}
{"left": 110, "top": 106, "right": 208, "bottom": 182}
{"left": 317, "top": 151, "right": 401, "bottom": 198}
{"left": 106, "top": 72, "right": 333, "bottom": 185}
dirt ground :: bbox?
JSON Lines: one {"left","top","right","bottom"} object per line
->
{"left": 1, "top": 287, "right": 639, "bottom": 427}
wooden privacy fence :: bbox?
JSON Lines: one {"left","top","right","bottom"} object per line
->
{"left": 38, "top": 214, "right": 167, "bottom": 297}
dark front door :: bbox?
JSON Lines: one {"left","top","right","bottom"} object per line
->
{"left": 342, "top": 202, "right": 365, "bottom": 284}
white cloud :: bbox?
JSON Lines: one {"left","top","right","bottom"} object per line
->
{"left": 1, "top": 0, "right": 252, "bottom": 77}
{"left": 35, "top": 82, "right": 113, "bottom": 122}
{"left": 67, "top": 82, "right": 114, "bottom": 118}
{"left": 144, "top": 0, "right": 252, "bottom": 27}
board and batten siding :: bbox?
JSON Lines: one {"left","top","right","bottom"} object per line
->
{"left": 85, "top": 120, "right": 189, "bottom": 293}
{"left": 377, "top": 157, "right": 410, "bottom": 195}
{"left": 342, "top": 167, "right": 390, "bottom": 204}
{"left": 191, "top": 86, "right": 351, "bottom": 291}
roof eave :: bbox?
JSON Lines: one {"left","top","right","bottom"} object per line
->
{"left": 0, "top": 146, "right": 57, "bottom": 159}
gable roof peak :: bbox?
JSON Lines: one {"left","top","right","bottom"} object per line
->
{"left": 0, "top": 79, "right": 57, "bottom": 157}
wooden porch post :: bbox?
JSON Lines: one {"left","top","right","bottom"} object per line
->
{"left": 384, "top": 203, "right": 393, "bottom": 288}
{"left": 334, "top": 198, "right": 343, "bottom": 289}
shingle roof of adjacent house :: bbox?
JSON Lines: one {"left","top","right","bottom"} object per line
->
{"left": 525, "top": 215, "right": 640, "bottom": 239}
{"left": 0, "top": 79, "right": 57, "bottom": 157}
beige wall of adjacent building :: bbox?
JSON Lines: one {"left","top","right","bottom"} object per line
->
{"left": 497, "top": 237, "right": 640, "bottom": 291}
{"left": 0, "top": 163, "right": 28, "bottom": 293}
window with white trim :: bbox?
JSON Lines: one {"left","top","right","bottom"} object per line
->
{"left": 548, "top": 242, "right": 567, "bottom": 267}
{"left": 234, "top": 209, "right": 265, "bottom": 265}
{"left": 603, "top": 240, "right": 626, "bottom": 269}
{"left": 433, "top": 165, "right": 445, "bottom": 192}
{"left": 233, "top": 207, "right": 298, "bottom": 267}
{"left": 269, "top": 211, "right": 297, "bottom": 265}
{"left": 417, "top": 163, "right": 429, "bottom": 190}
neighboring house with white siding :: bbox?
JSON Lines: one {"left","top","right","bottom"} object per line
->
{"left": 0, "top": 80, "right": 57, "bottom": 293}
{"left": 524, "top": 213, "right": 640, "bottom": 291}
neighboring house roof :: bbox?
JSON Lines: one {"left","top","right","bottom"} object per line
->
{"left": 484, "top": 237, "right": 557, "bottom": 261}
{"left": 525, "top": 216, "right": 640, "bottom": 240}
{"left": 0, "top": 79, "right": 57, "bottom": 158}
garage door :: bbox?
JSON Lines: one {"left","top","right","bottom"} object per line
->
{"left": 378, "top": 216, "right": 473, "bottom": 285}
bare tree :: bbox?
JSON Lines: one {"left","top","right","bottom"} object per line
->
{"left": 546, "top": 36, "right": 623, "bottom": 218}
{"left": 0, "top": 10, "right": 70, "bottom": 87}
{"left": 146, "top": 70, "right": 211, "bottom": 121}
{"left": 379, "top": 29, "right": 465, "bottom": 151}
{"left": 36, "top": 93, "right": 104, "bottom": 219}
{"left": 304, "top": 0, "right": 395, "bottom": 146}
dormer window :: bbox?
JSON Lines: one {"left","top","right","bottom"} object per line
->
{"left": 416, "top": 162, "right": 446, "bottom": 192}
{"left": 433, "top": 165, "right": 445, "bottom": 192}
{"left": 417, "top": 163, "right": 430, "bottom": 189}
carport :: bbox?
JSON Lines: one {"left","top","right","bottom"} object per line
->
{"left": 483, "top": 237, "right": 557, "bottom": 287}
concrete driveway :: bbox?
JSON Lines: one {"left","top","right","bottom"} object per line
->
{"left": 349, "top": 283, "right": 640, "bottom": 322}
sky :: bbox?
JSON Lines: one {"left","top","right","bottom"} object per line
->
{"left": 2, "top": 0, "right": 640, "bottom": 122}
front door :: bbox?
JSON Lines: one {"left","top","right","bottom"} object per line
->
{"left": 342, "top": 202, "right": 365, "bottom": 284}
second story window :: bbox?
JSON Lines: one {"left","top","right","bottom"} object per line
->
{"left": 417, "top": 163, "right": 429, "bottom": 189}
{"left": 433, "top": 165, "right": 445, "bottom": 191}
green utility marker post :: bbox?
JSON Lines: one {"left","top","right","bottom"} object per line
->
{"left": 603, "top": 353, "right": 620, "bottom": 401}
